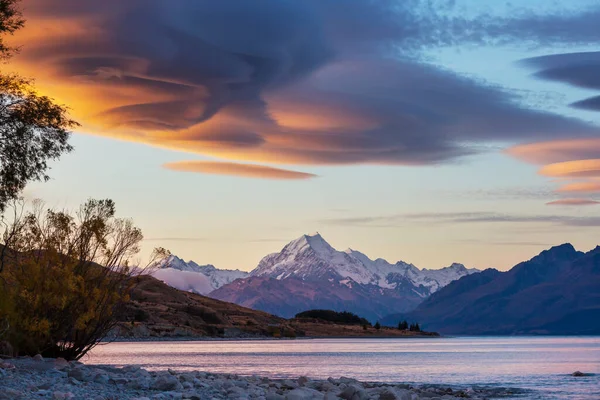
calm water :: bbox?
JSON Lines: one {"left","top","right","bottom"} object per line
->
{"left": 86, "top": 337, "right": 600, "bottom": 399}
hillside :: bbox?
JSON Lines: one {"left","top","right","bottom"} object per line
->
{"left": 384, "top": 244, "right": 600, "bottom": 335}
{"left": 114, "top": 275, "right": 438, "bottom": 339}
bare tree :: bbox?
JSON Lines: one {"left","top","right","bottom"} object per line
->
{"left": 0, "top": 199, "right": 168, "bottom": 359}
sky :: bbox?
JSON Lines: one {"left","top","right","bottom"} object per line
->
{"left": 8, "top": 0, "right": 600, "bottom": 271}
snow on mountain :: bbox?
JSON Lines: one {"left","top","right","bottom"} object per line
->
{"left": 150, "top": 255, "right": 248, "bottom": 295}
{"left": 250, "top": 233, "right": 478, "bottom": 294}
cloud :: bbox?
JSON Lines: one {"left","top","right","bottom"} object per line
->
{"left": 163, "top": 161, "right": 317, "bottom": 180}
{"left": 556, "top": 181, "right": 600, "bottom": 193}
{"left": 322, "top": 211, "right": 600, "bottom": 228}
{"left": 539, "top": 159, "right": 600, "bottom": 178}
{"left": 8, "top": 0, "right": 600, "bottom": 170}
{"left": 523, "top": 51, "right": 600, "bottom": 112}
{"left": 507, "top": 138, "right": 600, "bottom": 165}
{"left": 546, "top": 198, "right": 600, "bottom": 206}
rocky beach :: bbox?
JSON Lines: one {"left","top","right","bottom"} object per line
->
{"left": 0, "top": 356, "right": 518, "bottom": 400}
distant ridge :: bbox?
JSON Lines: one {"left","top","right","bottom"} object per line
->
{"left": 383, "top": 243, "right": 600, "bottom": 335}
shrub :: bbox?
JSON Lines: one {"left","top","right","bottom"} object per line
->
{"left": 374, "top": 321, "right": 381, "bottom": 330}
{"left": 294, "top": 309, "right": 371, "bottom": 326}
{"left": 0, "top": 199, "right": 167, "bottom": 360}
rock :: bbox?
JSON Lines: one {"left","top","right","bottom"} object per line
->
{"left": 128, "top": 376, "right": 152, "bottom": 390}
{"left": 68, "top": 367, "right": 90, "bottom": 381}
{"left": 286, "top": 388, "right": 325, "bottom": 400}
{"left": 380, "top": 388, "right": 413, "bottom": 400}
{"left": 122, "top": 365, "right": 141, "bottom": 373}
{"left": 572, "top": 371, "right": 588, "bottom": 377}
{"left": 52, "top": 392, "right": 74, "bottom": 400}
{"left": 0, "top": 361, "right": 15, "bottom": 369}
{"left": 266, "top": 394, "right": 285, "bottom": 400}
{"left": 152, "top": 373, "right": 184, "bottom": 391}
{"left": 33, "top": 354, "right": 44, "bottom": 362}
{"left": 297, "top": 376, "right": 310, "bottom": 386}
{"left": 339, "top": 385, "right": 369, "bottom": 400}
{"left": 54, "top": 358, "right": 70, "bottom": 370}
{"left": 179, "top": 373, "right": 196, "bottom": 382}
{"left": 282, "top": 379, "right": 299, "bottom": 389}
{"left": 68, "top": 377, "right": 81, "bottom": 385}
{"left": 94, "top": 373, "right": 110, "bottom": 384}
{"left": 110, "top": 376, "right": 130, "bottom": 385}
{"left": 161, "top": 392, "right": 183, "bottom": 400}
{"left": 0, "top": 389, "right": 21, "bottom": 400}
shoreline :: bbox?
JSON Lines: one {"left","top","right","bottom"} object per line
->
{"left": 0, "top": 356, "right": 521, "bottom": 400}
{"left": 103, "top": 334, "right": 443, "bottom": 343}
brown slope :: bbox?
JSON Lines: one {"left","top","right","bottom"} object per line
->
{"left": 116, "top": 275, "right": 439, "bottom": 339}
{"left": 114, "top": 275, "right": 293, "bottom": 338}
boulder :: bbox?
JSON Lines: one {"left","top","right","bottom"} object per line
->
{"left": 33, "top": 354, "right": 44, "bottom": 362}
{"left": 266, "top": 393, "right": 285, "bottom": 400}
{"left": 572, "top": 371, "right": 587, "bottom": 377}
{"left": 339, "top": 385, "right": 369, "bottom": 400}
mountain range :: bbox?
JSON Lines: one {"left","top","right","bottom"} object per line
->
{"left": 153, "top": 233, "right": 478, "bottom": 321}
{"left": 151, "top": 256, "right": 248, "bottom": 294}
{"left": 383, "top": 243, "right": 600, "bottom": 335}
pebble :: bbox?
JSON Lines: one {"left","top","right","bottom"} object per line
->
{"left": 0, "top": 356, "right": 514, "bottom": 400}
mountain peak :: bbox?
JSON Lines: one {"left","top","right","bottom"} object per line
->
{"left": 532, "top": 243, "right": 580, "bottom": 264}
{"left": 286, "top": 232, "right": 335, "bottom": 255}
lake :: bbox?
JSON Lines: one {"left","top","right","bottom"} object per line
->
{"left": 86, "top": 336, "right": 600, "bottom": 399}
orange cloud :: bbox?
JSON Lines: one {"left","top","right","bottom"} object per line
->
{"left": 507, "top": 138, "right": 600, "bottom": 164}
{"left": 556, "top": 181, "right": 600, "bottom": 193}
{"left": 539, "top": 159, "right": 600, "bottom": 178}
{"left": 546, "top": 198, "right": 600, "bottom": 206}
{"left": 163, "top": 161, "right": 317, "bottom": 180}
{"left": 6, "top": 0, "right": 600, "bottom": 174}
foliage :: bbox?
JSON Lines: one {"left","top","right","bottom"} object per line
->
{"left": 0, "top": 199, "right": 167, "bottom": 360}
{"left": 0, "top": 0, "right": 77, "bottom": 215}
{"left": 294, "top": 309, "right": 371, "bottom": 326}
{"left": 0, "top": 0, "right": 24, "bottom": 59}
{"left": 398, "top": 320, "right": 409, "bottom": 330}
{"left": 409, "top": 322, "right": 421, "bottom": 332}
{"left": 374, "top": 321, "right": 381, "bottom": 330}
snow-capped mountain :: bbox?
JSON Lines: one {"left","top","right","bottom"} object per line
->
{"left": 151, "top": 255, "right": 248, "bottom": 295}
{"left": 211, "top": 233, "right": 479, "bottom": 321}
{"left": 250, "top": 233, "right": 477, "bottom": 293}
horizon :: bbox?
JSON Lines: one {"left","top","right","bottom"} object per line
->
{"left": 7, "top": 0, "right": 600, "bottom": 271}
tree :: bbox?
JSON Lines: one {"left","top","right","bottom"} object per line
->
{"left": 398, "top": 320, "right": 408, "bottom": 330}
{"left": 374, "top": 321, "right": 381, "bottom": 330}
{"left": 0, "top": 0, "right": 24, "bottom": 59}
{"left": 409, "top": 322, "right": 422, "bottom": 332}
{"left": 0, "top": 0, "right": 77, "bottom": 215}
{"left": 0, "top": 199, "right": 167, "bottom": 359}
